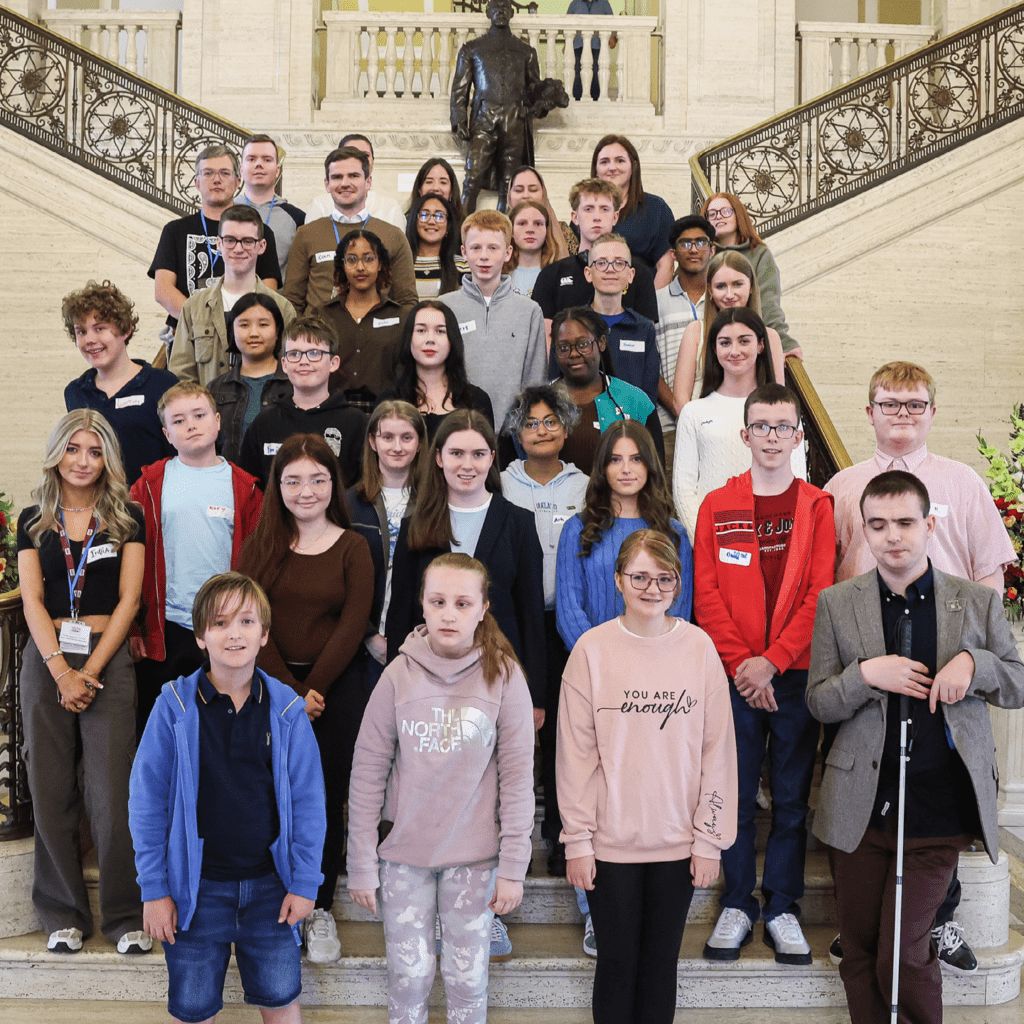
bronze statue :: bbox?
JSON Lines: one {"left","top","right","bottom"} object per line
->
{"left": 450, "top": 0, "right": 569, "bottom": 213}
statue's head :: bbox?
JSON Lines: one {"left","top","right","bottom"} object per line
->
{"left": 486, "top": 0, "right": 514, "bottom": 28}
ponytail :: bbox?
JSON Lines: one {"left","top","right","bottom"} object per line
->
{"left": 475, "top": 611, "right": 522, "bottom": 686}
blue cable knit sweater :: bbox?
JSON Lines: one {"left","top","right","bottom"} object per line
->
{"left": 554, "top": 514, "right": 693, "bottom": 651}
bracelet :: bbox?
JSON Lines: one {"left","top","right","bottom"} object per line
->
{"left": 42, "top": 650, "right": 63, "bottom": 664}
{"left": 54, "top": 668, "right": 72, "bottom": 683}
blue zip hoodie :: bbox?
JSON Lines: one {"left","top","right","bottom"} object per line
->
{"left": 129, "top": 668, "right": 327, "bottom": 931}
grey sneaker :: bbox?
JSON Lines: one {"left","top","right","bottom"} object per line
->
{"left": 764, "top": 913, "right": 812, "bottom": 965}
{"left": 116, "top": 930, "right": 153, "bottom": 954}
{"left": 583, "top": 913, "right": 597, "bottom": 957}
{"left": 47, "top": 928, "right": 83, "bottom": 953}
{"left": 490, "top": 915, "right": 513, "bottom": 962}
{"left": 703, "top": 908, "right": 753, "bottom": 961}
{"left": 932, "top": 921, "right": 978, "bottom": 974}
{"left": 304, "top": 908, "right": 341, "bottom": 963}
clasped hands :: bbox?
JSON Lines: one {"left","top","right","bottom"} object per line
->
{"left": 733, "top": 656, "right": 778, "bottom": 712}
{"left": 860, "top": 650, "right": 975, "bottom": 712}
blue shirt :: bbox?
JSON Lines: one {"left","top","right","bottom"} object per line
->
{"left": 598, "top": 307, "right": 660, "bottom": 402}
{"left": 567, "top": 0, "right": 613, "bottom": 48}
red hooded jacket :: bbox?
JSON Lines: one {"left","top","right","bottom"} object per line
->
{"left": 694, "top": 471, "right": 835, "bottom": 676}
{"left": 130, "top": 458, "right": 263, "bottom": 660}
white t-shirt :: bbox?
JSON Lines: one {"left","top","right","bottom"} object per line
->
{"left": 449, "top": 496, "right": 492, "bottom": 557}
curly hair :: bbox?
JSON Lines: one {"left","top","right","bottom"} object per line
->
{"left": 61, "top": 280, "right": 139, "bottom": 344}
{"left": 332, "top": 228, "right": 392, "bottom": 297}
{"left": 502, "top": 382, "right": 580, "bottom": 438}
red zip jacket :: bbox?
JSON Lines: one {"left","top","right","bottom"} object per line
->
{"left": 694, "top": 471, "right": 835, "bottom": 676}
{"left": 129, "top": 458, "right": 263, "bottom": 660}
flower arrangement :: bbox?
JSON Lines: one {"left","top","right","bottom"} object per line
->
{"left": 978, "top": 404, "right": 1024, "bottom": 620}
{"left": 0, "top": 492, "right": 19, "bottom": 596}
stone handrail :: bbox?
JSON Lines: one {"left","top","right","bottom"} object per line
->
{"left": 796, "top": 21, "right": 936, "bottom": 102}
{"left": 39, "top": 9, "right": 181, "bottom": 93}
{"left": 320, "top": 12, "right": 659, "bottom": 115}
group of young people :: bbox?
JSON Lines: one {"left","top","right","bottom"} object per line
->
{"left": 15, "top": 129, "right": 1024, "bottom": 1024}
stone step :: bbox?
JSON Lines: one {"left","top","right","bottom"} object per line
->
{"left": 1, "top": 922, "right": 1020, "bottom": 1008}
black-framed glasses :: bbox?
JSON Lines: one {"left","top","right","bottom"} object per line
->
{"left": 871, "top": 400, "right": 930, "bottom": 416}
{"left": 417, "top": 210, "right": 448, "bottom": 223}
{"left": 590, "top": 257, "right": 630, "bottom": 272}
{"left": 677, "top": 238, "right": 711, "bottom": 251}
{"left": 282, "top": 348, "right": 330, "bottom": 363}
{"left": 523, "top": 415, "right": 561, "bottom": 433}
{"left": 343, "top": 252, "right": 379, "bottom": 266}
{"left": 218, "top": 235, "right": 259, "bottom": 251}
{"left": 706, "top": 207, "right": 734, "bottom": 221}
{"left": 554, "top": 338, "right": 596, "bottom": 357}
{"left": 748, "top": 423, "right": 798, "bottom": 438}
{"left": 624, "top": 572, "right": 678, "bottom": 593}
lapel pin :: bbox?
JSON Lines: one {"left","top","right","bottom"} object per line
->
{"left": 946, "top": 599, "right": 964, "bottom": 612}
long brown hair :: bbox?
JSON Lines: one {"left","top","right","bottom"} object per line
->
{"left": 700, "top": 191, "right": 765, "bottom": 250}
{"left": 355, "top": 400, "right": 428, "bottom": 504}
{"left": 698, "top": 307, "right": 776, "bottom": 399}
{"left": 240, "top": 433, "right": 351, "bottom": 589}
{"left": 579, "top": 420, "right": 677, "bottom": 559}
{"left": 408, "top": 409, "right": 501, "bottom": 551}
{"left": 504, "top": 199, "right": 558, "bottom": 272}
{"left": 420, "top": 552, "right": 522, "bottom": 685}
{"left": 590, "top": 135, "right": 646, "bottom": 219}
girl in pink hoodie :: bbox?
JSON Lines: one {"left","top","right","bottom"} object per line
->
{"left": 347, "top": 553, "right": 536, "bottom": 1024}
{"left": 557, "top": 529, "right": 738, "bottom": 1024}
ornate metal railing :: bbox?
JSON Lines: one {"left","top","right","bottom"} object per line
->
{"left": 0, "top": 6, "right": 249, "bottom": 215}
{"left": 691, "top": 2, "right": 1024, "bottom": 236}
{"left": 0, "top": 590, "right": 32, "bottom": 840}
{"left": 785, "top": 357, "right": 851, "bottom": 485}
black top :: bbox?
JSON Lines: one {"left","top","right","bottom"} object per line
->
{"left": 148, "top": 212, "right": 282, "bottom": 328}
{"left": 208, "top": 363, "right": 293, "bottom": 464}
{"left": 195, "top": 671, "right": 278, "bottom": 881}
{"left": 871, "top": 564, "right": 980, "bottom": 839}
{"left": 17, "top": 504, "right": 146, "bottom": 619}
{"left": 346, "top": 488, "right": 387, "bottom": 631}
{"left": 531, "top": 252, "right": 659, "bottom": 324}
{"left": 64, "top": 360, "right": 179, "bottom": 485}
{"left": 374, "top": 384, "right": 494, "bottom": 441}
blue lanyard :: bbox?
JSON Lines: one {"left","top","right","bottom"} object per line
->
{"left": 244, "top": 194, "right": 277, "bottom": 220}
{"left": 58, "top": 512, "right": 98, "bottom": 619}
{"left": 199, "top": 211, "right": 221, "bottom": 276}
{"left": 331, "top": 213, "right": 369, "bottom": 246}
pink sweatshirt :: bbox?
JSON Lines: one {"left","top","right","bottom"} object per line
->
{"left": 347, "top": 625, "right": 536, "bottom": 892}
{"left": 557, "top": 618, "right": 738, "bottom": 864}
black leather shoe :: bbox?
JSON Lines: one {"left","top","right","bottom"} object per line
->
{"left": 933, "top": 921, "right": 978, "bottom": 973}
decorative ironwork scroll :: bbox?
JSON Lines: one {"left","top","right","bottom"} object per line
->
{"left": 692, "top": 3, "right": 1024, "bottom": 236}
{"left": 0, "top": 7, "right": 250, "bottom": 215}
{"left": 0, "top": 591, "right": 32, "bottom": 839}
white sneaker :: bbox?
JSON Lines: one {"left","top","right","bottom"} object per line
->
{"left": 304, "top": 908, "right": 341, "bottom": 963}
{"left": 764, "top": 913, "right": 812, "bottom": 965}
{"left": 47, "top": 927, "right": 83, "bottom": 953}
{"left": 583, "top": 913, "right": 597, "bottom": 957}
{"left": 703, "top": 908, "right": 753, "bottom": 961}
{"left": 116, "top": 930, "right": 153, "bottom": 954}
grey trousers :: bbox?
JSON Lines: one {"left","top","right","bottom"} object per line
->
{"left": 20, "top": 636, "right": 142, "bottom": 941}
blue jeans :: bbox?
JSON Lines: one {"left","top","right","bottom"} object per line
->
{"left": 721, "top": 669, "right": 818, "bottom": 923}
{"left": 163, "top": 873, "right": 301, "bottom": 1023}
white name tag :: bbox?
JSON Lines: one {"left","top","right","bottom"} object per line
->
{"left": 86, "top": 543, "right": 116, "bottom": 563}
{"left": 929, "top": 502, "right": 948, "bottom": 518}
{"left": 459, "top": 320, "right": 476, "bottom": 334}
{"left": 719, "top": 547, "right": 752, "bottom": 566}
{"left": 207, "top": 505, "right": 233, "bottom": 520}
{"left": 373, "top": 317, "right": 400, "bottom": 328}
{"left": 59, "top": 619, "right": 92, "bottom": 655}
{"left": 115, "top": 394, "right": 145, "bottom": 409}
{"left": 315, "top": 250, "right": 335, "bottom": 264}
{"left": 619, "top": 339, "right": 646, "bottom": 353}
{"left": 264, "top": 443, "right": 282, "bottom": 456}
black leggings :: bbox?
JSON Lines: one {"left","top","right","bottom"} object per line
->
{"left": 587, "top": 859, "right": 695, "bottom": 1024}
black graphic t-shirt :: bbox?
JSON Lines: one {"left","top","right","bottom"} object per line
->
{"left": 753, "top": 479, "right": 798, "bottom": 638}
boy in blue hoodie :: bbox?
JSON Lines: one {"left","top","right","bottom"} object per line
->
{"left": 129, "top": 572, "right": 326, "bottom": 1024}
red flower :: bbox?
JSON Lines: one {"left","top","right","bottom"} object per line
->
{"left": 0, "top": 511, "right": 6, "bottom": 529}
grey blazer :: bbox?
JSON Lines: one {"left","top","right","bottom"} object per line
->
{"left": 807, "top": 568, "right": 1024, "bottom": 861}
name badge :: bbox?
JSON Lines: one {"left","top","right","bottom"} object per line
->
{"left": 115, "top": 395, "right": 145, "bottom": 409}
{"left": 264, "top": 443, "right": 282, "bottom": 456}
{"left": 620, "top": 339, "right": 645, "bottom": 353}
{"left": 59, "top": 620, "right": 92, "bottom": 655}
{"left": 929, "top": 502, "right": 948, "bottom": 517}
{"left": 719, "top": 547, "right": 752, "bottom": 566}
{"left": 207, "top": 505, "right": 233, "bottom": 520}
{"left": 373, "top": 317, "right": 400, "bottom": 328}
{"left": 86, "top": 543, "right": 116, "bottom": 563}
{"left": 315, "top": 250, "right": 335, "bottom": 264}
{"left": 459, "top": 320, "right": 476, "bottom": 334}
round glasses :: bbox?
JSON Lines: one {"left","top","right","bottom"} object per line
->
{"left": 343, "top": 253, "right": 379, "bottom": 266}
{"left": 554, "top": 338, "right": 596, "bottom": 357}
{"left": 522, "top": 415, "right": 561, "bottom": 433}
{"left": 590, "top": 257, "right": 630, "bottom": 272}
{"left": 706, "top": 207, "right": 735, "bottom": 221}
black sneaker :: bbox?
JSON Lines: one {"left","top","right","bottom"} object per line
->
{"left": 932, "top": 921, "right": 978, "bottom": 974}
{"left": 828, "top": 934, "right": 843, "bottom": 966}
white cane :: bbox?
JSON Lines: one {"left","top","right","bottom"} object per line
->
{"left": 890, "top": 617, "right": 913, "bottom": 1024}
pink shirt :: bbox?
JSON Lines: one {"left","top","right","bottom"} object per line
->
{"left": 824, "top": 445, "right": 1015, "bottom": 584}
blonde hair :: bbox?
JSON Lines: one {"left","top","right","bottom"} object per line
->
{"left": 356, "top": 400, "right": 428, "bottom": 504}
{"left": 693, "top": 250, "right": 763, "bottom": 384}
{"left": 615, "top": 528, "right": 683, "bottom": 579}
{"left": 460, "top": 210, "right": 513, "bottom": 245}
{"left": 158, "top": 381, "right": 217, "bottom": 426}
{"left": 191, "top": 572, "right": 272, "bottom": 639}
{"left": 868, "top": 361, "right": 936, "bottom": 405}
{"left": 420, "top": 553, "right": 522, "bottom": 685}
{"left": 27, "top": 410, "right": 138, "bottom": 549}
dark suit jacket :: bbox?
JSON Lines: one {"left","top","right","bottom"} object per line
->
{"left": 807, "top": 567, "right": 1024, "bottom": 861}
{"left": 385, "top": 493, "right": 547, "bottom": 708}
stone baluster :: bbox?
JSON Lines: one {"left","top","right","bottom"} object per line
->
{"left": 544, "top": 28, "right": 558, "bottom": 81}
{"left": 367, "top": 26, "right": 380, "bottom": 97}
{"left": 597, "top": 29, "right": 611, "bottom": 101}
{"left": 383, "top": 27, "right": 398, "bottom": 98}
{"left": 838, "top": 36, "right": 852, "bottom": 85}
{"left": 401, "top": 26, "right": 414, "bottom": 97}
{"left": 856, "top": 36, "right": 869, "bottom": 78}
{"left": 106, "top": 22, "right": 119, "bottom": 66}
{"left": 562, "top": 31, "right": 574, "bottom": 97}
{"left": 126, "top": 25, "right": 141, "bottom": 77}
{"left": 438, "top": 28, "right": 452, "bottom": 98}
{"left": 616, "top": 25, "right": 628, "bottom": 102}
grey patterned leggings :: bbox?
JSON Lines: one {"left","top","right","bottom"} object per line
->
{"left": 379, "top": 859, "right": 497, "bottom": 1024}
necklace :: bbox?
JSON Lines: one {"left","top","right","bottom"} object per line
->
{"left": 293, "top": 523, "right": 332, "bottom": 553}
{"left": 59, "top": 503, "right": 95, "bottom": 513}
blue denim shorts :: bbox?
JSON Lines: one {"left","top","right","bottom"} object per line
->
{"left": 163, "top": 873, "right": 302, "bottom": 1023}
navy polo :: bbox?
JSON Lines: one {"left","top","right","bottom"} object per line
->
{"left": 195, "top": 671, "right": 279, "bottom": 881}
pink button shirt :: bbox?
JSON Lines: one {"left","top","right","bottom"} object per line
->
{"left": 824, "top": 445, "right": 1015, "bottom": 583}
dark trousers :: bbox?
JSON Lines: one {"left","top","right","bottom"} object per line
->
{"left": 828, "top": 824, "right": 966, "bottom": 1024}
{"left": 540, "top": 610, "right": 570, "bottom": 842}
{"left": 573, "top": 47, "right": 601, "bottom": 100}
{"left": 587, "top": 859, "right": 694, "bottom": 1024}
{"left": 135, "top": 619, "right": 204, "bottom": 740}
{"left": 722, "top": 670, "right": 818, "bottom": 922}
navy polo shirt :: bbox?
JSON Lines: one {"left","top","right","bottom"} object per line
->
{"left": 532, "top": 252, "right": 659, "bottom": 324}
{"left": 196, "top": 671, "right": 279, "bottom": 881}
{"left": 64, "top": 359, "right": 178, "bottom": 485}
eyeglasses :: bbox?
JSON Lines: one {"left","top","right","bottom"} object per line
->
{"left": 624, "top": 572, "right": 678, "bottom": 593}
{"left": 523, "top": 415, "right": 561, "bottom": 433}
{"left": 417, "top": 210, "right": 448, "bottom": 224}
{"left": 677, "top": 238, "right": 711, "bottom": 250}
{"left": 343, "top": 252, "right": 379, "bottom": 266}
{"left": 282, "top": 348, "right": 330, "bottom": 363}
{"left": 218, "top": 235, "right": 259, "bottom": 251}
{"left": 280, "top": 477, "right": 331, "bottom": 492}
{"left": 706, "top": 207, "right": 735, "bottom": 221}
{"left": 590, "top": 257, "right": 630, "bottom": 272}
{"left": 747, "top": 423, "right": 798, "bottom": 438}
{"left": 554, "top": 338, "right": 596, "bottom": 357}
{"left": 871, "top": 400, "right": 930, "bottom": 416}
{"left": 198, "top": 169, "right": 235, "bottom": 181}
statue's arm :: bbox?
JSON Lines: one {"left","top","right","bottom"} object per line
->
{"left": 450, "top": 46, "right": 473, "bottom": 139}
